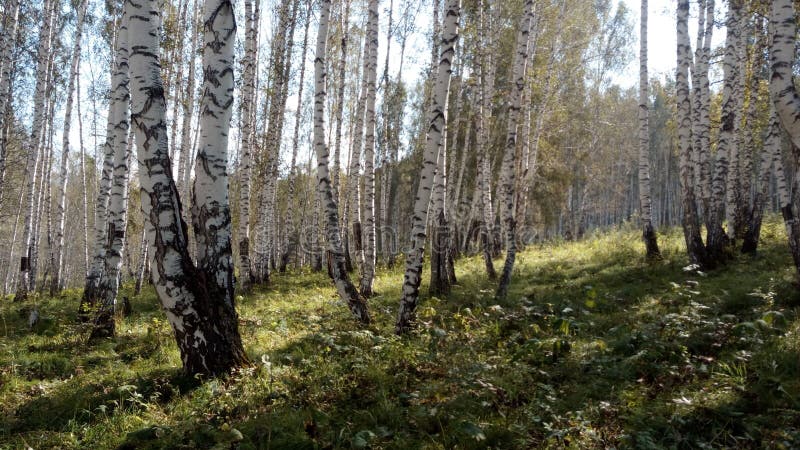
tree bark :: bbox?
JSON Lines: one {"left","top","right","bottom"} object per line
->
{"left": 236, "top": 0, "right": 258, "bottom": 290}
{"left": 770, "top": 0, "right": 800, "bottom": 150}
{"left": 284, "top": 0, "right": 312, "bottom": 272}
{"left": 312, "top": 0, "right": 370, "bottom": 324}
{"left": 396, "top": 0, "right": 460, "bottom": 333}
{"left": 676, "top": 0, "right": 707, "bottom": 267}
{"left": 15, "top": 0, "right": 55, "bottom": 302}
{"left": 51, "top": 0, "right": 89, "bottom": 295}
{"left": 743, "top": 106, "right": 783, "bottom": 254}
{"left": 496, "top": 0, "right": 534, "bottom": 299}
{"left": 128, "top": 0, "right": 248, "bottom": 375}
{"left": 90, "top": 5, "right": 132, "bottom": 339}
{"left": 360, "top": 0, "right": 379, "bottom": 297}
{"left": 638, "top": 0, "right": 660, "bottom": 259}
{"left": 769, "top": 0, "right": 800, "bottom": 279}
{"left": 706, "top": 1, "right": 741, "bottom": 265}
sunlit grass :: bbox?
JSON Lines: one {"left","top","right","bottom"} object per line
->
{"left": 1, "top": 215, "right": 800, "bottom": 448}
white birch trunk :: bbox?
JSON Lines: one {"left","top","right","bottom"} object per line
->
{"left": 178, "top": 0, "right": 200, "bottom": 210}
{"left": 396, "top": 0, "right": 460, "bottom": 333}
{"left": 0, "top": 0, "right": 19, "bottom": 202}
{"left": 90, "top": 3, "right": 132, "bottom": 338}
{"left": 676, "top": 0, "right": 707, "bottom": 266}
{"left": 331, "top": 0, "right": 351, "bottom": 202}
{"left": 638, "top": 0, "right": 659, "bottom": 258}
{"left": 706, "top": 2, "right": 740, "bottom": 263}
{"left": 284, "top": 0, "right": 311, "bottom": 270}
{"left": 770, "top": 0, "right": 800, "bottom": 149}
{"left": 80, "top": 15, "right": 123, "bottom": 317}
{"left": 52, "top": 0, "right": 89, "bottom": 295}
{"left": 313, "top": 0, "right": 370, "bottom": 323}
{"left": 15, "top": 0, "right": 55, "bottom": 301}
{"left": 696, "top": 0, "right": 715, "bottom": 216}
{"left": 348, "top": 36, "right": 368, "bottom": 278}
{"left": 360, "top": 0, "right": 378, "bottom": 297}
{"left": 236, "top": 0, "right": 257, "bottom": 288}
{"left": 76, "top": 73, "right": 90, "bottom": 277}
{"left": 769, "top": 0, "right": 800, "bottom": 278}
{"left": 128, "top": 0, "right": 247, "bottom": 375}
{"left": 496, "top": 0, "right": 534, "bottom": 299}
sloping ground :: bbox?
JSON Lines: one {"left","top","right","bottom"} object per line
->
{"left": 1, "top": 217, "right": 799, "bottom": 449}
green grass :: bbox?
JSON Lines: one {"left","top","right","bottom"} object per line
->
{"left": 2, "top": 216, "right": 800, "bottom": 449}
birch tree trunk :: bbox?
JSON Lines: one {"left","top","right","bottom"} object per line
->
{"left": 696, "top": 0, "right": 714, "bottom": 220}
{"left": 477, "top": 1, "right": 497, "bottom": 278}
{"left": 496, "top": 0, "right": 534, "bottom": 300}
{"left": 236, "top": 0, "right": 258, "bottom": 290}
{"left": 348, "top": 35, "right": 368, "bottom": 280}
{"left": 726, "top": 12, "right": 747, "bottom": 243}
{"left": 313, "top": 0, "right": 370, "bottom": 324}
{"left": 15, "top": 0, "right": 55, "bottom": 301}
{"left": 52, "top": 0, "right": 89, "bottom": 295}
{"left": 191, "top": 0, "right": 240, "bottom": 326}
{"left": 128, "top": 0, "right": 247, "bottom": 375}
{"left": 676, "top": 0, "right": 707, "bottom": 267}
{"left": 89, "top": 4, "right": 131, "bottom": 339}
{"left": 76, "top": 74, "right": 90, "bottom": 277}
{"left": 769, "top": 0, "right": 800, "bottom": 278}
{"left": 638, "top": 0, "right": 659, "bottom": 259}
{"left": 81, "top": 20, "right": 124, "bottom": 316}
{"left": 378, "top": 0, "right": 393, "bottom": 265}
{"left": 743, "top": 106, "right": 784, "bottom": 254}
{"left": 706, "top": 1, "right": 741, "bottom": 265}
{"left": 430, "top": 141, "right": 453, "bottom": 295}
{"left": 360, "top": 0, "right": 379, "bottom": 297}
{"left": 331, "top": 0, "right": 351, "bottom": 202}
{"left": 770, "top": 0, "right": 800, "bottom": 150}
{"left": 284, "top": 0, "right": 311, "bottom": 271}
{"left": 0, "top": 0, "right": 19, "bottom": 205}
{"left": 134, "top": 225, "right": 148, "bottom": 295}
{"left": 178, "top": 0, "right": 200, "bottom": 207}
{"left": 396, "top": 0, "right": 460, "bottom": 334}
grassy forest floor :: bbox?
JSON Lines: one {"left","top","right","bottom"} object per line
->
{"left": 2, "top": 217, "right": 800, "bottom": 449}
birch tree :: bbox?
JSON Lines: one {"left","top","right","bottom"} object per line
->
{"left": 396, "top": 0, "right": 460, "bottom": 334}
{"left": 128, "top": 0, "right": 247, "bottom": 375}
{"left": 694, "top": 0, "right": 714, "bottom": 219}
{"left": 52, "top": 0, "right": 89, "bottom": 295}
{"left": 360, "top": 0, "right": 379, "bottom": 297}
{"left": 638, "top": 0, "right": 659, "bottom": 259}
{"left": 705, "top": 2, "right": 741, "bottom": 264}
{"left": 676, "top": 0, "right": 707, "bottom": 267}
{"left": 236, "top": 0, "right": 258, "bottom": 289}
{"left": 15, "top": 0, "right": 56, "bottom": 301}
{"left": 89, "top": 2, "right": 132, "bottom": 339}
{"left": 496, "top": 0, "right": 534, "bottom": 299}
{"left": 769, "top": 0, "right": 800, "bottom": 149}
{"left": 476, "top": 2, "right": 497, "bottom": 279}
{"left": 178, "top": 0, "right": 200, "bottom": 209}
{"left": 769, "top": 0, "right": 800, "bottom": 277}
{"left": 0, "top": 0, "right": 19, "bottom": 205}
{"left": 312, "top": 0, "right": 371, "bottom": 324}
{"left": 743, "top": 106, "right": 785, "bottom": 254}
{"left": 284, "top": 0, "right": 312, "bottom": 270}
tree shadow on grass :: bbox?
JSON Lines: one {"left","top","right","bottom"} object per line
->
{"left": 2, "top": 366, "right": 201, "bottom": 437}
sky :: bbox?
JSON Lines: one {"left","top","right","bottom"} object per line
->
{"left": 614, "top": 0, "right": 726, "bottom": 88}
{"left": 63, "top": 0, "right": 730, "bottom": 178}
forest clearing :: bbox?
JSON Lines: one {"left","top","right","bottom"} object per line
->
{"left": 2, "top": 218, "right": 800, "bottom": 449}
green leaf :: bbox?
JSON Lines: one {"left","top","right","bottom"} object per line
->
{"left": 353, "top": 430, "right": 376, "bottom": 448}
{"left": 459, "top": 421, "right": 486, "bottom": 441}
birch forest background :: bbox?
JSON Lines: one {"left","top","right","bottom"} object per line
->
{"left": 1, "top": 0, "right": 800, "bottom": 447}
